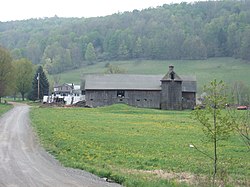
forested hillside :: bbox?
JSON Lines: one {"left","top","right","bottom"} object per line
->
{"left": 0, "top": 0, "right": 250, "bottom": 74}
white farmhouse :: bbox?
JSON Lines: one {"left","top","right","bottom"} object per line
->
{"left": 43, "top": 83, "right": 85, "bottom": 105}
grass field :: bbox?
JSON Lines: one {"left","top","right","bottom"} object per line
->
{"left": 54, "top": 57, "right": 250, "bottom": 92}
{"left": 0, "top": 103, "right": 12, "bottom": 116}
{"left": 30, "top": 104, "right": 249, "bottom": 186}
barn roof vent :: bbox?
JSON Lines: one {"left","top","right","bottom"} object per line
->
{"left": 161, "top": 65, "right": 182, "bottom": 81}
{"left": 169, "top": 65, "right": 174, "bottom": 71}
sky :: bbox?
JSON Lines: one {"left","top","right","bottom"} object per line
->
{"left": 0, "top": 0, "right": 199, "bottom": 22}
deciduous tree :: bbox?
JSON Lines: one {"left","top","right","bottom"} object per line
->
{"left": 230, "top": 81, "right": 250, "bottom": 105}
{"left": 13, "top": 58, "right": 33, "bottom": 101}
{"left": 105, "top": 64, "right": 127, "bottom": 74}
{"left": 118, "top": 41, "right": 129, "bottom": 60}
{"left": 240, "top": 27, "right": 250, "bottom": 61}
{"left": 192, "top": 80, "right": 233, "bottom": 185}
{"left": 182, "top": 36, "right": 207, "bottom": 60}
{"left": 228, "top": 109, "right": 250, "bottom": 150}
{"left": 133, "top": 37, "right": 143, "bottom": 59}
{"left": 0, "top": 47, "right": 13, "bottom": 103}
{"left": 85, "top": 42, "right": 97, "bottom": 65}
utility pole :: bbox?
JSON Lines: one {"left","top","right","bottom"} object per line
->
{"left": 37, "top": 73, "right": 40, "bottom": 100}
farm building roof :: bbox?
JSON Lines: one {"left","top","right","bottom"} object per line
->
{"left": 84, "top": 74, "right": 196, "bottom": 92}
{"left": 54, "top": 83, "right": 81, "bottom": 90}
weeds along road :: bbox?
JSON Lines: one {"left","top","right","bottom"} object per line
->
{"left": 0, "top": 103, "right": 121, "bottom": 187}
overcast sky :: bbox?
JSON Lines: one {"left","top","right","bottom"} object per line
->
{"left": 0, "top": 0, "right": 200, "bottom": 22}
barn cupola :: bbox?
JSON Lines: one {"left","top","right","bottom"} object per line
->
{"left": 161, "top": 65, "right": 182, "bottom": 81}
{"left": 169, "top": 64, "right": 174, "bottom": 71}
{"left": 160, "top": 65, "right": 183, "bottom": 110}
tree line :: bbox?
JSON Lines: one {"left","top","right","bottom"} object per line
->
{"left": 0, "top": 47, "right": 49, "bottom": 102}
{"left": 0, "top": 0, "right": 249, "bottom": 74}
{"left": 1, "top": 44, "right": 249, "bottom": 105}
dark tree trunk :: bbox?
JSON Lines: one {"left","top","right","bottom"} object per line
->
{"left": 21, "top": 93, "right": 25, "bottom": 101}
{"left": 13, "top": 92, "right": 17, "bottom": 101}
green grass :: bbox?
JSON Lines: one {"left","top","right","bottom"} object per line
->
{"left": 54, "top": 57, "right": 250, "bottom": 92}
{"left": 0, "top": 103, "right": 13, "bottom": 116}
{"left": 30, "top": 104, "right": 249, "bottom": 186}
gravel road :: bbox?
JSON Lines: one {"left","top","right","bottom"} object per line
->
{"left": 0, "top": 103, "right": 121, "bottom": 187}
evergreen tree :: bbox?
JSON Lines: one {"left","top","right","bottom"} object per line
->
{"left": 28, "top": 66, "right": 49, "bottom": 101}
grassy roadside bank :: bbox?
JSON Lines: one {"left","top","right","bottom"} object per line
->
{"left": 30, "top": 104, "right": 249, "bottom": 186}
{"left": 0, "top": 103, "right": 13, "bottom": 116}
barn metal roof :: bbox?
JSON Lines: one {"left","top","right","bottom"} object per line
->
{"left": 180, "top": 75, "right": 197, "bottom": 92}
{"left": 84, "top": 74, "right": 196, "bottom": 92}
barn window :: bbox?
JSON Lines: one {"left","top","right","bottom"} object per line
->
{"left": 117, "top": 90, "right": 125, "bottom": 98}
{"left": 170, "top": 72, "right": 175, "bottom": 80}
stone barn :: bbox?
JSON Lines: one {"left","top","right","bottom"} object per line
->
{"left": 82, "top": 65, "right": 196, "bottom": 110}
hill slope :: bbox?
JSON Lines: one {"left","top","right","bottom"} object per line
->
{"left": 55, "top": 58, "right": 250, "bottom": 93}
{"left": 1, "top": 1, "right": 250, "bottom": 74}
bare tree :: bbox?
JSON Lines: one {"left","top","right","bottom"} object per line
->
{"left": 228, "top": 109, "right": 250, "bottom": 150}
{"left": 231, "top": 81, "right": 250, "bottom": 106}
